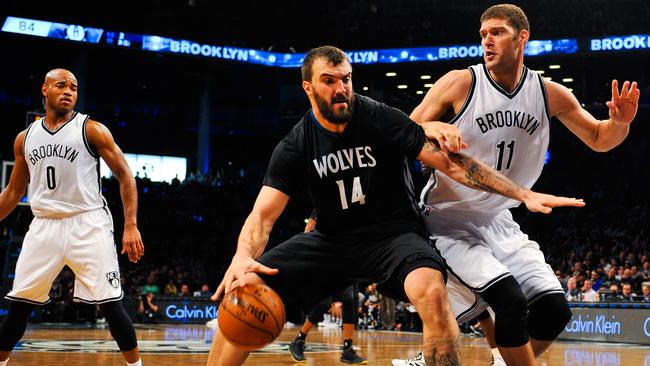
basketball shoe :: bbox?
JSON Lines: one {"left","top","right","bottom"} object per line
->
{"left": 340, "top": 347, "right": 367, "bottom": 364}
{"left": 289, "top": 339, "right": 306, "bottom": 362}
{"left": 391, "top": 352, "right": 424, "bottom": 366}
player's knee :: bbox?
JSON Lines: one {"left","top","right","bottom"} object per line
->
{"left": 481, "top": 276, "right": 529, "bottom": 347}
{"left": 528, "top": 293, "right": 571, "bottom": 341}
{"left": 405, "top": 268, "right": 446, "bottom": 303}
{"left": 100, "top": 301, "right": 138, "bottom": 351}
{"left": 411, "top": 280, "right": 447, "bottom": 309}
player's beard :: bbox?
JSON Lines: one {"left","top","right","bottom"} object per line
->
{"left": 314, "top": 90, "right": 354, "bottom": 124}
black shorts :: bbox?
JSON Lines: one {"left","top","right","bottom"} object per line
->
{"left": 257, "top": 230, "right": 445, "bottom": 308}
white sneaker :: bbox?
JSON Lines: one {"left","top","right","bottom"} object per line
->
{"left": 491, "top": 356, "right": 507, "bottom": 366}
{"left": 391, "top": 352, "right": 425, "bottom": 366}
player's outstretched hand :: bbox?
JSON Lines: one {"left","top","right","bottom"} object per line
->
{"left": 121, "top": 224, "right": 144, "bottom": 263}
{"left": 607, "top": 80, "right": 640, "bottom": 126}
{"left": 211, "top": 253, "right": 278, "bottom": 301}
{"left": 420, "top": 121, "right": 468, "bottom": 153}
{"left": 523, "top": 191, "right": 585, "bottom": 214}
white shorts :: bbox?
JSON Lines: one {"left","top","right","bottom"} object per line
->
{"left": 424, "top": 209, "right": 563, "bottom": 323}
{"left": 6, "top": 209, "right": 123, "bottom": 305}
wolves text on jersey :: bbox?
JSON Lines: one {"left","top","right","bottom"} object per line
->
{"left": 475, "top": 110, "right": 541, "bottom": 135}
{"left": 28, "top": 144, "right": 80, "bottom": 165}
{"left": 312, "top": 146, "right": 377, "bottom": 178}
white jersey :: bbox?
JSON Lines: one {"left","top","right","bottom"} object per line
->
{"left": 23, "top": 112, "right": 107, "bottom": 218}
{"left": 421, "top": 64, "right": 550, "bottom": 214}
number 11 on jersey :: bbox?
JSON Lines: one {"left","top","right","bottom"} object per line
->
{"left": 335, "top": 176, "right": 366, "bottom": 210}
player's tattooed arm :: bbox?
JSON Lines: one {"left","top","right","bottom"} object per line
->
{"left": 448, "top": 151, "right": 585, "bottom": 214}
{"left": 422, "top": 138, "right": 442, "bottom": 154}
{"left": 421, "top": 148, "right": 585, "bottom": 214}
{"left": 447, "top": 152, "right": 524, "bottom": 199}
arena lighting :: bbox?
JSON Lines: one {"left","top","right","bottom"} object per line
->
{"left": 362, "top": 86, "right": 369, "bottom": 91}
{"left": 549, "top": 65, "right": 561, "bottom": 69}
{"left": 534, "top": 70, "right": 545, "bottom": 74}
{"left": 386, "top": 72, "right": 397, "bottom": 77}
{"left": 424, "top": 83, "right": 434, "bottom": 88}
{"left": 397, "top": 85, "right": 408, "bottom": 89}
{"left": 545, "top": 77, "right": 553, "bottom": 81}
{"left": 416, "top": 90, "right": 424, "bottom": 95}
{"left": 568, "top": 88, "right": 574, "bottom": 92}
{"left": 563, "top": 78, "right": 574, "bottom": 82}
{"left": 420, "top": 75, "right": 432, "bottom": 79}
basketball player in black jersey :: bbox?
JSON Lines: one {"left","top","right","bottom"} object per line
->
{"left": 206, "top": 46, "right": 583, "bottom": 366}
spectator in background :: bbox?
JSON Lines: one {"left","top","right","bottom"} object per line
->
{"left": 194, "top": 284, "right": 211, "bottom": 298}
{"left": 641, "top": 283, "right": 650, "bottom": 302}
{"left": 589, "top": 270, "right": 603, "bottom": 292}
{"left": 621, "top": 283, "right": 637, "bottom": 301}
{"left": 602, "top": 267, "right": 619, "bottom": 289}
{"left": 631, "top": 266, "right": 645, "bottom": 291}
{"left": 142, "top": 273, "right": 160, "bottom": 295}
{"left": 178, "top": 284, "right": 191, "bottom": 297}
{"left": 163, "top": 279, "right": 178, "bottom": 296}
{"left": 580, "top": 280, "right": 599, "bottom": 302}
{"left": 565, "top": 278, "right": 580, "bottom": 301}
{"left": 379, "top": 292, "right": 397, "bottom": 331}
{"left": 137, "top": 292, "right": 161, "bottom": 323}
{"left": 606, "top": 283, "right": 622, "bottom": 301}
{"left": 642, "top": 261, "right": 650, "bottom": 279}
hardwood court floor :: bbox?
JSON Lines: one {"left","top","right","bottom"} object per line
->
{"left": 7, "top": 322, "right": 650, "bottom": 365}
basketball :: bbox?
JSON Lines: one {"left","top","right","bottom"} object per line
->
{"left": 217, "top": 283, "right": 286, "bottom": 350}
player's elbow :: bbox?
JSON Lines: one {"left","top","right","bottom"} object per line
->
{"left": 591, "top": 145, "right": 614, "bottom": 153}
{"left": 588, "top": 140, "right": 618, "bottom": 153}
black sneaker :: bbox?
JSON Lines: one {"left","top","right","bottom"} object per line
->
{"left": 340, "top": 348, "right": 368, "bottom": 364}
{"left": 289, "top": 339, "right": 306, "bottom": 362}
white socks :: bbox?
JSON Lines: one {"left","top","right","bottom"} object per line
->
{"left": 127, "top": 359, "right": 142, "bottom": 366}
{"left": 491, "top": 347, "right": 503, "bottom": 359}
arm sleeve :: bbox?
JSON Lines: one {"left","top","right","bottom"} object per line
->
{"left": 262, "top": 137, "right": 303, "bottom": 196}
{"left": 372, "top": 102, "right": 426, "bottom": 159}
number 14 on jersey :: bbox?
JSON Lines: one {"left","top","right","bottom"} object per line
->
{"left": 335, "top": 177, "right": 365, "bottom": 210}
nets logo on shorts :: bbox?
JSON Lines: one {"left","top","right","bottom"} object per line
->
{"left": 106, "top": 271, "right": 120, "bottom": 288}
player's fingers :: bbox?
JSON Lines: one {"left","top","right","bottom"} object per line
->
{"left": 444, "top": 132, "right": 459, "bottom": 152}
{"left": 212, "top": 282, "right": 225, "bottom": 301}
{"left": 252, "top": 262, "right": 279, "bottom": 275}
{"left": 553, "top": 197, "right": 585, "bottom": 207}
{"left": 224, "top": 275, "right": 235, "bottom": 294}
{"left": 611, "top": 80, "right": 620, "bottom": 100}
{"left": 461, "top": 142, "right": 469, "bottom": 149}
{"left": 632, "top": 86, "right": 641, "bottom": 103}
{"left": 620, "top": 81, "right": 630, "bottom": 99}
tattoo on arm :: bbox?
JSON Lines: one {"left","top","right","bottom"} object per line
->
{"left": 448, "top": 152, "right": 521, "bottom": 198}
{"left": 423, "top": 139, "right": 441, "bottom": 153}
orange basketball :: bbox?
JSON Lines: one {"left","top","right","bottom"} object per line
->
{"left": 217, "top": 283, "right": 286, "bottom": 350}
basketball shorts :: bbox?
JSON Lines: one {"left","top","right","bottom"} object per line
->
{"left": 6, "top": 209, "right": 123, "bottom": 305}
{"left": 423, "top": 209, "right": 563, "bottom": 323}
{"left": 257, "top": 230, "right": 445, "bottom": 308}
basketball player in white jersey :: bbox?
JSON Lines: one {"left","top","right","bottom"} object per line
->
{"left": 0, "top": 69, "right": 145, "bottom": 366}
{"left": 392, "top": 4, "right": 641, "bottom": 366}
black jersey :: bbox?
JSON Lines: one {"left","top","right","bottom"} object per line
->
{"left": 264, "top": 94, "right": 426, "bottom": 240}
